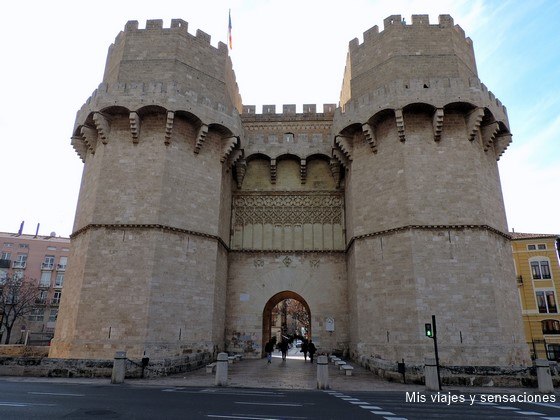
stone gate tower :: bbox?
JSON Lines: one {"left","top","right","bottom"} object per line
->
{"left": 50, "top": 14, "right": 529, "bottom": 367}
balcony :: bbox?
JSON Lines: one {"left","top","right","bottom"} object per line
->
{"left": 12, "top": 261, "right": 26, "bottom": 269}
{"left": 0, "top": 259, "right": 10, "bottom": 268}
{"left": 41, "top": 262, "right": 54, "bottom": 270}
{"left": 56, "top": 264, "right": 66, "bottom": 271}
{"left": 51, "top": 298, "right": 61, "bottom": 305}
{"left": 35, "top": 298, "right": 47, "bottom": 305}
{"left": 38, "top": 282, "right": 51, "bottom": 289}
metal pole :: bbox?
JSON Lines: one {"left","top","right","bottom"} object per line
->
{"left": 432, "top": 314, "right": 442, "bottom": 390}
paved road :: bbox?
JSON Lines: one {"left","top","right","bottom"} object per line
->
{"left": 2, "top": 380, "right": 560, "bottom": 419}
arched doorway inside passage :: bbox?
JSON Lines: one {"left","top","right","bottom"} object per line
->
{"left": 262, "top": 290, "right": 311, "bottom": 357}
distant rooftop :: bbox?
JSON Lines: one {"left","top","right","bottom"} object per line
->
{"left": 510, "top": 232, "right": 560, "bottom": 240}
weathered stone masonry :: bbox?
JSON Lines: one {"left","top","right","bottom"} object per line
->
{"left": 50, "top": 15, "right": 530, "bottom": 367}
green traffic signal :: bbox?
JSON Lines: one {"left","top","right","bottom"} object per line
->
{"left": 425, "top": 323, "right": 433, "bottom": 338}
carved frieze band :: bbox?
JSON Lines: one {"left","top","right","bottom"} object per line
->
{"left": 232, "top": 193, "right": 344, "bottom": 226}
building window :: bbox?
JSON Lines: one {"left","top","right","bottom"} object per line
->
{"left": 536, "top": 290, "right": 558, "bottom": 313}
{"left": 48, "top": 309, "right": 58, "bottom": 322}
{"left": 548, "top": 344, "right": 560, "bottom": 361}
{"left": 51, "top": 291, "right": 61, "bottom": 305}
{"left": 528, "top": 244, "right": 536, "bottom": 250}
{"left": 1, "top": 252, "right": 10, "bottom": 260}
{"left": 57, "top": 256, "right": 67, "bottom": 271}
{"left": 3, "top": 242, "right": 13, "bottom": 248}
{"left": 39, "top": 272, "right": 51, "bottom": 287}
{"left": 538, "top": 244, "right": 547, "bottom": 250}
{"left": 13, "top": 254, "right": 27, "bottom": 269}
{"left": 19, "top": 244, "right": 28, "bottom": 249}
{"left": 28, "top": 308, "right": 44, "bottom": 321}
{"left": 542, "top": 319, "right": 560, "bottom": 334}
{"left": 42, "top": 255, "right": 55, "bottom": 270}
{"left": 55, "top": 273, "right": 64, "bottom": 288}
{"left": 47, "top": 246, "right": 56, "bottom": 251}
{"left": 531, "top": 260, "right": 552, "bottom": 279}
{"left": 37, "top": 290, "right": 48, "bottom": 304}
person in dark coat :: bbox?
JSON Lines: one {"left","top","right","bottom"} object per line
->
{"left": 264, "top": 339, "right": 274, "bottom": 364}
{"left": 279, "top": 340, "right": 289, "bottom": 361}
{"left": 301, "top": 340, "right": 309, "bottom": 361}
{"left": 308, "top": 340, "right": 317, "bottom": 363}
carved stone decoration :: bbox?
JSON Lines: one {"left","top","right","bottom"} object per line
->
{"left": 270, "top": 159, "right": 277, "bottom": 184}
{"left": 282, "top": 256, "right": 292, "bottom": 267}
{"left": 334, "top": 135, "right": 353, "bottom": 160}
{"left": 493, "top": 133, "right": 512, "bottom": 161}
{"left": 481, "top": 121, "right": 500, "bottom": 151}
{"left": 310, "top": 258, "right": 320, "bottom": 268}
{"left": 433, "top": 108, "right": 444, "bottom": 142}
{"left": 71, "top": 136, "right": 87, "bottom": 162}
{"left": 466, "top": 107, "right": 484, "bottom": 142}
{"left": 194, "top": 123, "right": 208, "bottom": 153}
{"left": 235, "top": 159, "right": 247, "bottom": 189}
{"left": 361, "top": 123, "right": 377, "bottom": 153}
{"left": 395, "top": 109, "right": 406, "bottom": 142}
{"left": 253, "top": 258, "right": 264, "bottom": 268}
{"left": 129, "top": 112, "right": 141, "bottom": 144}
{"left": 80, "top": 126, "right": 98, "bottom": 154}
{"left": 93, "top": 112, "right": 110, "bottom": 144}
{"left": 300, "top": 159, "right": 307, "bottom": 184}
{"left": 165, "top": 111, "right": 175, "bottom": 145}
{"left": 221, "top": 136, "right": 238, "bottom": 162}
{"left": 330, "top": 158, "right": 341, "bottom": 188}
{"left": 331, "top": 149, "right": 349, "bottom": 170}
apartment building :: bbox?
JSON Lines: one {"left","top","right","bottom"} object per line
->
{"left": 511, "top": 232, "right": 560, "bottom": 360}
{"left": 0, "top": 230, "right": 70, "bottom": 344}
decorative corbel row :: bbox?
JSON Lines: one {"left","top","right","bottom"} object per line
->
{"left": 466, "top": 107, "right": 484, "bottom": 142}
{"left": 300, "top": 159, "right": 307, "bottom": 184}
{"left": 481, "top": 121, "right": 500, "bottom": 152}
{"left": 220, "top": 136, "right": 238, "bottom": 163}
{"left": 71, "top": 136, "right": 87, "bottom": 162}
{"left": 330, "top": 158, "right": 341, "bottom": 188}
{"left": 80, "top": 126, "right": 98, "bottom": 154}
{"left": 331, "top": 148, "right": 349, "bottom": 170}
{"left": 194, "top": 124, "right": 208, "bottom": 154}
{"left": 433, "top": 108, "right": 444, "bottom": 142}
{"left": 164, "top": 111, "right": 174, "bottom": 145}
{"left": 395, "top": 109, "right": 406, "bottom": 142}
{"left": 493, "top": 133, "right": 512, "bottom": 161}
{"left": 93, "top": 112, "right": 110, "bottom": 144}
{"left": 270, "top": 158, "right": 277, "bottom": 184}
{"left": 235, "top": 158, "right": 247, "bottom": 189}
{"left": 129, "top": 112, "right": 141, "bottom": 144}
{"left": 334, "top": 135, "right": 353, "bottom": 160}
{"left": 361, "top": 123, "right": 378, "bottom": 153}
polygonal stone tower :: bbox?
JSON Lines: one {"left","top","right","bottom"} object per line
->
{"left": 51, "top": 14, "right": 530, "bottom": 367}
{"left": 334, "top": 14, "right": 528, "bottom": 365}
{"left": 50, "top": 19, "right": 243, "bottom": 359}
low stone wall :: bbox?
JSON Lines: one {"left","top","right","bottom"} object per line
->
{"left": 0, "top": 351, "right": 212, "bottom": 378}
{"left": 0, "top": 345, "right": 50, "bottom": 358}
{"left": 354, "top": 355, "right": 558, "bottom": 388}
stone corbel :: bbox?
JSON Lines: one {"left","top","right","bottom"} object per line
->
{"left": 93, "top": 112, "right": 110, "bottom": 144}
{"left": 481, "top": 121, "right": 500, "bottom": 152}
{"left": 433, "top": 108, "right": 444, "bottom": 142}
{"left": 331, "top": 148, "right": 349, "bottom": 170}
{"left": 395, "top": 109, "right": 406, "bottom": 142}
{"left": 235, "top": 158, "right": 247, "bottom": 189}
{"left": 194, "top": 123, "right": 208, "bottom": 153}
{"left": 361, "top": 123, "right": 377, "bottom": 153}
{"left": 220, "top": 136, "right": 238, "bottom": 163}
{"left": 300, "top": 159, "right": 307, "bottom": 184}
{"left": 270, "top": 158, "right": 277, "bottom": 184}
{"left": 129, "top": 112, "right": 141, "bottom": 144}
{"left": 334, "top": 135, "right": 353, "bottom": 160}
{"left": 493, "top": 133, "right": 512, "bottom": 161}
{"left": 81, "top": 126, "right": 98, "bottom": 154}
{"left": 165, "top": 111, "right": 174, "bottom": 145}
{"left": 71, "top": 136, "right": 87, "bottom": 162}
{"left": 466, "top": 107, "right": 484, "bottom": 142}
{"left": 330, "top": 158, "right": 342, "bottom": 188}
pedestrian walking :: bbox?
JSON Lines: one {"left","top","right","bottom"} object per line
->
{"left": 308, "top": 340, "right": 317, "bottom": 363}
{"left": 279, "top": 339, "right": 289, "bottom": 361}
{"left": 265, "top": 339, "right": 274, "bottom": 364}
{"left": 301, "top": 339, "right": 309, "bottom": 361}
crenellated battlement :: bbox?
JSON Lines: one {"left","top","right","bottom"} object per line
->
{"left": 350, "top": 14, "right": 470, "bottom": 51}
{"left": 241, "top": 103, "right": 337, "bottom": 116}
{"left": 120, "top": 19, "right": 227, "bottom": 53}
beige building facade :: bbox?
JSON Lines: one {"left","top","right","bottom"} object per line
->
{"left": 50, "top": 14, "right": 529, "bottom": 366}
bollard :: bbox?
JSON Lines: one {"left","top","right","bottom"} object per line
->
{"left": 536, "top": 359, "right": 554, "bottom": 393}
{"left": 317, "top": 355, "right": 329, "bottom": 390}
{"left": 215, "top": 352, "right": 229, "bottom": 386}
{"left": 111, "top": 351, "right": 127, "bottom": 384}
{"left": 424, "top": 358, "right": 439, "bottom": 391}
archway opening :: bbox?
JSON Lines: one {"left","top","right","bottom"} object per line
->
{"left": 262, "top": 291, "right": 310, "bottom": 356}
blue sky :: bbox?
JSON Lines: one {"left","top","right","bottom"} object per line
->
{"left": 0, "top": 0, "right": 558, "bottom": 236}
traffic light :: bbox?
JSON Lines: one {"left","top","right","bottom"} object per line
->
{"left": 425, "top": 323, "right": 433, "bottom": 338}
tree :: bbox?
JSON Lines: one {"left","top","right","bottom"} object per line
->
{"left": 0, "top": 274, "right": 40, "bottom": 344}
